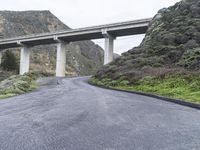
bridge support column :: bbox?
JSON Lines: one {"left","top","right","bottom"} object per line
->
{"left": 20, "top": 46, "right": 30, "bottom": 75}
{"left": 104, "top": 37, "right": 114, "bottom": 65}
{"left": 56, "top": 41, "right": 66, "bottom": 77}
{"left": 0, "top": 51, "right": 2, "bottom": 65}
{"left": 102, "top": 30, "right": 115, "bottom": 65}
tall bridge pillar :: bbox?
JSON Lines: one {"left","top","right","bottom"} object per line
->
{"left": 19, "top": 45, "right": 30, "bottom": 75}
{"left": 0, "top": 51, "right": 2, "bottom": 65}
{"left": 104, "top": 37, "right": 114, "bottom": 65}
{"left": 54, "top": 37, "right": 66, "bottom": 77}
{"left": 102, "top": 30, "right": 115, "bottom": 65}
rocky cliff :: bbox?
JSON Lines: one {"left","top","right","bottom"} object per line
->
{"left": 94, "top": 0, "right": 200, "bottom": 83}
{"left": 0, "top": 11, "right": 104, "bottom": 75}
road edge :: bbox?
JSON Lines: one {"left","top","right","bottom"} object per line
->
{"left": 88, "top": 81, "right": 200, "bottom": 110}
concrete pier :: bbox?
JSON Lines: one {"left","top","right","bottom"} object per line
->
{"left": 20, "top": 46, "right": 30, "bottom": 75}
{"left": 102, "top": 30, "right": 115, "bottom": 65}
{"left": 56, "top": 41, "right": 66, "bottom": 77}
{"left": 104, "top": 37, "right": 114, "bottom": 65}
{"left": 0, "top": 51, "right": 2, "bottom": 65}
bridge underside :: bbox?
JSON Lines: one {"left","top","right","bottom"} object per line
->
{"left": 0, "top": 25, "right": 148, "bottom": 49}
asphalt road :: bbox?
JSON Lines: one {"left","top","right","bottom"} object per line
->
{"left": 0, "top": 77, "right": 200, "bottom": 150}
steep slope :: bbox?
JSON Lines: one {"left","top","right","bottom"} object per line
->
{"left": 94, "top": 0, "right": 200, "bottom": 81}
{"left": 91, "top": 0, "right": 200, "bottom": 103}
{"left": 0, "top": 11, "right": 104, "bottom": 75}
{"left": 0, "top": 11, "right": 69, "bottom": 37}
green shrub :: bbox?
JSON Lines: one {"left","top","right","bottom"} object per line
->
{"left": 138, "top": 76, "right": 155, "bottom": 86}
{"left": 189, "top": 80, "right": 200, "bottom": 91}
{"left": 1, "top": 50, "right": 19, "bottom": 71}
{"left": 0, "top": 73, "right": 38, "bottom": 99}
{"left": 119, "top": 80, "right": 129, "bottom": 86}
{"left": 178, "top": 48, "right": 200, "bottom": 68}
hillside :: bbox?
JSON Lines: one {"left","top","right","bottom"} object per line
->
{"left": 91, "top": 0, "right": 200, "bottom": 103}
{"left": 0, "top": 11, "right": 104, "bottom": 76}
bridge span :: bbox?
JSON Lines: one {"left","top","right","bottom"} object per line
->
{"left": 0, "top": 18, "right": 152, "bottom": 76}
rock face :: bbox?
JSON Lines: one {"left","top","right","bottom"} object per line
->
{"left": 0, "top": 11, "right": 104, "bottom": 75}
{"left": 95, "top": 0, "right": 200, "bottom": 83}
{"left": 0, "top": 11, "right": 69, "bottom": 37}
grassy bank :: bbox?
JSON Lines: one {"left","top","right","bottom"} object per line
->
{"left": 0, "top": 73, "right": 38, "bottom": 99}
{"left": 89, "top": 74, "right": 200, "bottom": 104}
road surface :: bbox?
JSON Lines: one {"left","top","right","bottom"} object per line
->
{"left": 0, "top": 77, "right": 199, "bottom": 150}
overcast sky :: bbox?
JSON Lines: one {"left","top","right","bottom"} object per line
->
{"left": 0, "top": 0, "right": 180, "bottom": 54}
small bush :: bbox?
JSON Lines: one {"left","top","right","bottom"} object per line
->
{"left": 138, "top": 76, "right": 155, "bottom": 86}
{"left": 0, "top": 73, "right": 38, "bottom": 99}
{"left": 178, "top": 48, "right": 200, "bottom": 68}
{"left": 1, "top": 51, "right": 19, "bottom": 71}
{"left": 119, "top": 80, "right": 130, "bottom": 86}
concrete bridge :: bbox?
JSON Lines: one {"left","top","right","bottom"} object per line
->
{"left": 0, "top": 18, "right": 152, "bottom": 77}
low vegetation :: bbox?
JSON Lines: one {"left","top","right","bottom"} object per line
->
{"left": 0, "top": 50, "right": 39, "bottom": 99}
{"left": 89, "top": 72, "right": 200, "bottom": 104}
{"left": 1, "top": 50, "right": 19, "bottom": 72}
{"left": 91, "top": 0, "right": 200, "bottom": 105}
{"left": 0, "top": 73, "right": 38, "bottom": 99}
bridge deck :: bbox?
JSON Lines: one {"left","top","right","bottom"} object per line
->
{"left": 0, "top": 18, "right": 152, "bottom": 49}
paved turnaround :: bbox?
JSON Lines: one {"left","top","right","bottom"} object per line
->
{"left": 0, "top": 77, "right": 199, "bottom": 150}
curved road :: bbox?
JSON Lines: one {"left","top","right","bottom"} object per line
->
{"left": 0, "top": 77, "right": 199, "bottom": 150}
